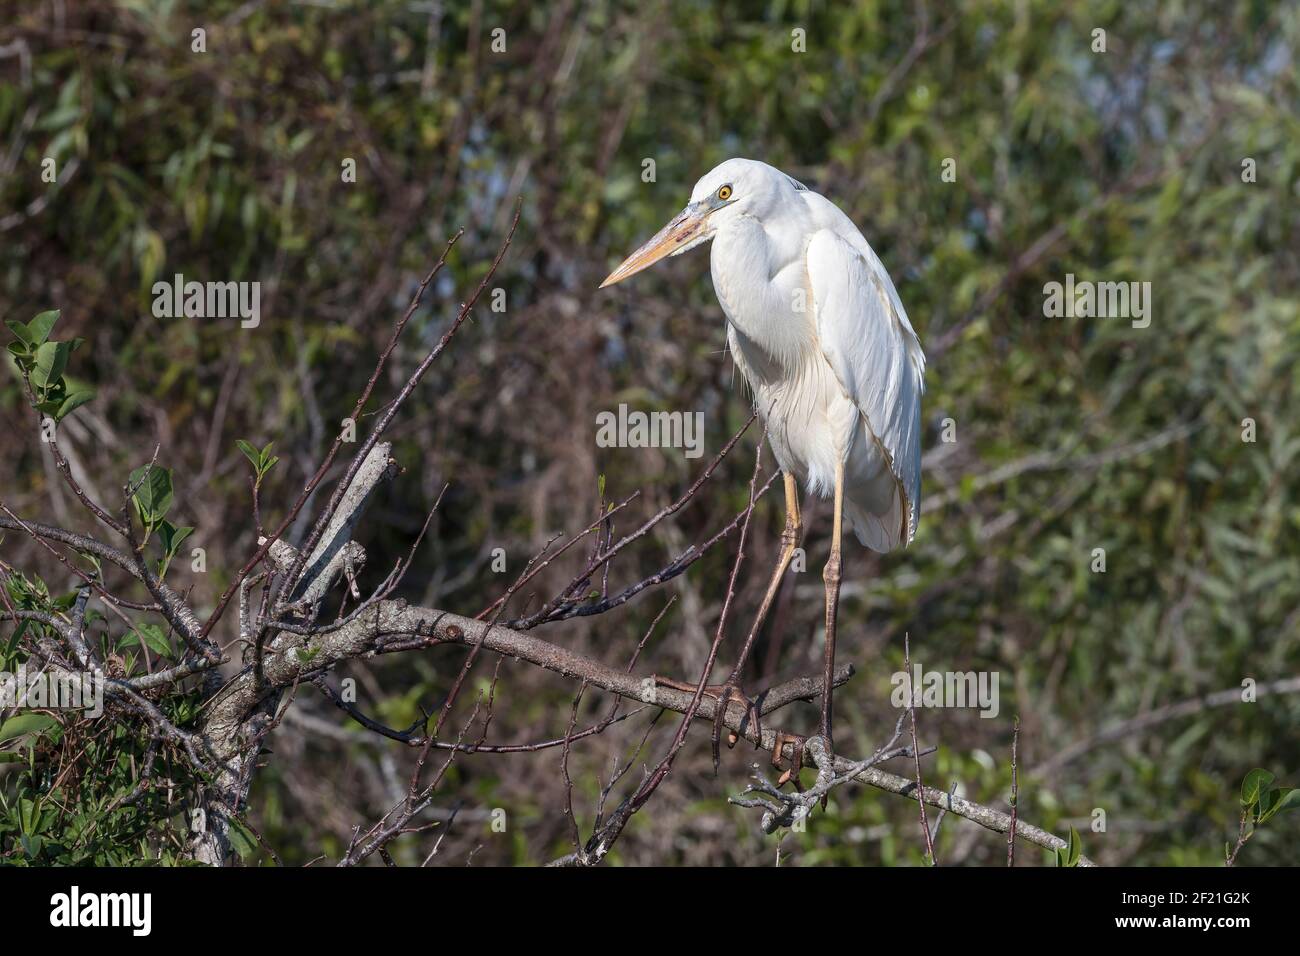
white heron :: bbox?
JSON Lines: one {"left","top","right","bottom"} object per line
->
{"left": 600, "top": 158, "right": 925, "bottom": 773}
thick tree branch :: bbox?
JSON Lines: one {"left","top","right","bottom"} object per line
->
{"left": 198, "top": 593, "right": 1090, "bottom": 865}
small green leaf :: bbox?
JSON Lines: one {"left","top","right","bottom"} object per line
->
{"left": 133, "top": 623, "right": 173, "bottom": 658}
{"left": 158, "top": 520, "right": 194, "bottom": 556}
{"left": 156, "top": 520, "right": 193, "bottom": 577}
{"left": 1257, "top": 787, "right": 1300, "bottom": 824}
{"left": 1053, "top": 827, "right": 1081, "bottom": 867}
{"left": 236, "top": 439, "right": 260, "bottom": 468}
{"left": 1241, "top": 769, "right": 1274, "bottom": 808}
{"left": 226, "top": 818, "right": 259, "bottom": 861}
{"left": 3, "top": 619, "right": 26, "bottom": 662}
{"left": 236, "top": 440, "right": 278, "bottom": 483}
{"left": 27, "top": 310, "right": 60, "bottom": 345}
{"left": 55, "top": 387, "right": 95, "bottom": 421}
{"left": 1256, "top": 787, "right": 1278, "bottom": 821}
{"left": 129, "top": 464, "right": 174, "bottom": 523}
{"left": 0, "top": 713, "right": 61, "bottom": 743}
{"left": 1274, "top": 789, "right": 1300, "bottom": 814}
{"left": 19, "top": 797, "right": 37, "bottom": 832}
{"left": 5, "top": 319, "right": 33, "bottom": 345}
{"left": 30, "top": 340, "right": 70, "bottom": 389}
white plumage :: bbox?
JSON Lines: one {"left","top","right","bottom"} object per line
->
{"left": 604, "top": 157, "right": 925, "bottom": 552}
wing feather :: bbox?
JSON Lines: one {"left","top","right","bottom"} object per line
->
{"left": 805, "top": 229, "right": 925, "bottom": 544}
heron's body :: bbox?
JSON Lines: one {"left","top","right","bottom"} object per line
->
{"left": 600, "top": 157, "right": 926, "bottom": 758}
{"left": 708, "top": 175, "right": 925, "bottom": 551}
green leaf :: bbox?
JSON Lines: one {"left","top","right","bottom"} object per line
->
{"left": 5, "top": 319, "right": 32, "bottom": 345}
{"left": 19, "top": 797, "right": 37, "bottom": 832}
{"left": 1053, "top": 827, "right": 1081, "bottom": 867}
{"left": 227, "top": 818, "right": 259, "bottom": 861}
{"left": 5, "top": 618, "right": 29, "bottom": 661}
{"left": 27, "top": 310, "right": 60, "bottom": 345}
{"left": 1256, "top": 787, "right": 1277, "bottom": 821}
{"left": 0, "top": 713, "right": 61, "bottom": 743}
{"left": 1257, "top": 787, "right": 1300, "bottom": 824}
{"left": 1274, "top": 789, "right": 1300, "bottom": 814}
{"left": 133, "top": 623, "right": 173, "bottom": 658}
{"left": 129, "top": 464, "right": 174, "bottom": 523}
{"left": 56, "top": 387, "right": 95, "bottom": 421}
{"left": 1241, "top": 769, "right": 1274, "bottom": 808}
{"left": 158, "top": 520, "right": 194, "bottom": 557}
{"left": 236, "top": 439, "right": 260, "bottom": 468}
{"left": 30, "top": 340, "right": 70, "bottom": 389}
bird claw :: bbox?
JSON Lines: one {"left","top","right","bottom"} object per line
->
{"left": 772, "top": 731, "right": 805, "bottom": 791}
{"left": 705, "top": 683, "right": 762, "bottom": 773}
{"left": 649, "top": 676, "right": 761, "bottom": 772}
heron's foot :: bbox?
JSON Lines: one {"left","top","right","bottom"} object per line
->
{"left": 652, "top": 675, "right": 762, "bottom": 765}
{"left": 772, "top": 731, "right": 806, "bottom": 791}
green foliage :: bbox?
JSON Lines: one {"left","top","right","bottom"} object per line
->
{"left": 1053, "top": 826, "right": 1083, "bottom": 868}
{"left": 5, "top": 310, "right": 95, "bottom": 421}
{"left": 0, "top": 722, "right": 202, "bottom": 866}
{"left": 0, "top": 567, "right": 202, "bottom": 865}
{"left": 127, "top": 462, "right": 175, "bottom": 548}
{"left": 1227, "top": 768, "right": 1300, "bottom": 864}
{"left": 119, "top": 623, "right": 174, "bottom": 659}
{"left": 128, "top": 463, "right": 173, "bottom": 525}
{"left": 1240, "top": 769, "right": 1300, "bottom": 827}
{"left": 236, "top": 439, "right": 280, "bottom": 487}
{"left": 155, "top": 520, "right": 194, "bottom": 578}
{"left": 0, "top": 714, "right": 61, "bottom": 745}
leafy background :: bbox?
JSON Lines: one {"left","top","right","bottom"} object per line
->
{"left": 1, "top": 0, "right": 1297, "bottom": 865}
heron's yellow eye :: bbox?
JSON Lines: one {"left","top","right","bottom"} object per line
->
{"left": 717, "top": 185, "right": 733, "bottom": 201}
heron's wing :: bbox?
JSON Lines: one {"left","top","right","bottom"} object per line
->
{"left": 805, "top": 229, "right": 926, "bottom": 543}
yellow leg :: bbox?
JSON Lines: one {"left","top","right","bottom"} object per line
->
{"left": 748, "top": 472, "right": 802, "bottom": 645}
{"left": 709, "top": 473, "right": 803, "bottom": 769}
{"left": 821, "top": 460, "right": 845, "bottom": 751}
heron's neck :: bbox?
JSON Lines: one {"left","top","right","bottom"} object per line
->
{"left": 711, "top": 218, "right": 816, "bottom": 377}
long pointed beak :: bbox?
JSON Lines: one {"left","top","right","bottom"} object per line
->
{"left": 599, "top": 202, "right": 710, "bottom": 288}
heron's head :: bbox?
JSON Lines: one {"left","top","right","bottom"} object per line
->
{"left": 599, "top": 158, "right": 802, "bottom": 288}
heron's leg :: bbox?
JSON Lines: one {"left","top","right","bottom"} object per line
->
{"left": 708, "top": 473, "right": 803, "bottom": 770}
{"left": 820, "top": 459, "right": 846, "bottom": 755}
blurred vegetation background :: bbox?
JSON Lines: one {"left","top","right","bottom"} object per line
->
{"left": 1, "top": 0, "right": 1298, "bottom": 865}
